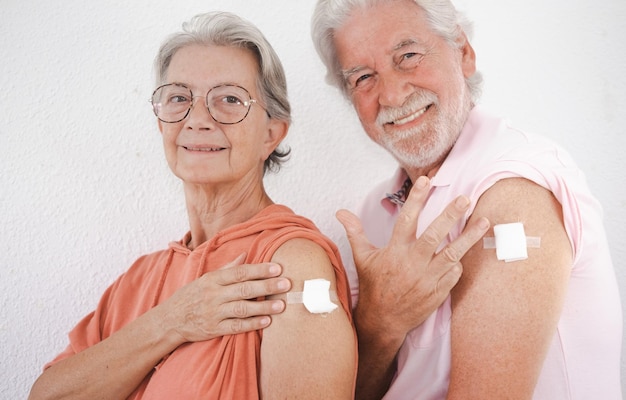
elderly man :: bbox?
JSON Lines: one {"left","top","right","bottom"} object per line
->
{"left": 312, "top": 0, "right": 622, "bottom": 399}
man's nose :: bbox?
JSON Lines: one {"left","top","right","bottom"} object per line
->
{"left": 378, "top": 71, "right": 413, "bottom": 108}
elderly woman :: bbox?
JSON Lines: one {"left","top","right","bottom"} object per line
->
{"left": 28, "top": 11, "right": 356, "bottom": 399}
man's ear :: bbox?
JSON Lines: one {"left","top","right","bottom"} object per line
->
{"left": 458, "top": 32, "right": 477, "bottom": 78}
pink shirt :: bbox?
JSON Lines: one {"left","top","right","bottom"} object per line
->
{"left": 351, "top": 106, "right": 622, "bottom": 399}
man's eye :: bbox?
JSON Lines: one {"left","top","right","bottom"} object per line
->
{"left": 355, "top": 74, "right": 372, "bottom": 86}
{"left": 398, "top": 52, "right": 424, "bottom": 67}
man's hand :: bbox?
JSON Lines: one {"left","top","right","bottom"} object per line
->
{"left": 338, "top": 176, "right": 488, "bottom": 338}
{"left": 336, "top": 176, "right": 489, "bottom": 400}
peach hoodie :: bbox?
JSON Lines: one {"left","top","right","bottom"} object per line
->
{"left": 46, "top": 204, "right": 354, "bottom": 399}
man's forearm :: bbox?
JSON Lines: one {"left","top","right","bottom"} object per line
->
{"left": 354, "top": 308, "right": 404, "bottom": 400}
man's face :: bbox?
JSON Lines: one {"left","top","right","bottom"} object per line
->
{"left": 334, "top": 0, "right": 477, "bottom": 172}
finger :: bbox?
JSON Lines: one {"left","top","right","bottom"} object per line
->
{"left": 336, "top": 209, "right": 377, "bottom": 265}
{"left": 215, "top": 260, "right": 283, "bottom": 286}
{"left": 227, "top": 298, "right": 286, "bottom": 320}
{"left": 437, "top": 263, "right": 463, "bottom": 294}
{"left": 390, "top": 176, "right": 431, "bottom": 245}
{"left": 415, "top": 195, "right": 471, "bottom": 253}
{"left": 223, "top": 276, "right": 291, "bottom": 303}
{"left": 436, "top": 216, "right": 490, "bottom": 265}
{"left": 218, "top": 299, "right": 286, "bottom": 334}
{"left": 222, "top": 315, "right": 274, "bottom": 335}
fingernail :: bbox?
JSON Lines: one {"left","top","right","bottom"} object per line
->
{"left": 260, "top": 316, "right": 271, "bottom": 326}
{"left": 277, "top": 278, "right": 290, "bottom": 291}
{"left": 479, "top": 217, "right": 490, "bottom": 230}
{"left": 272, "top": 301, "right": 285, "bottom": 312}
{"left": 416, "top": 176, "right": 429, "bottom": 189}
{"left": 455, "top": 196, "right": 470, "bottom": 209}
{"left": 268, "top": 264, "right": 281, "bottom": 275}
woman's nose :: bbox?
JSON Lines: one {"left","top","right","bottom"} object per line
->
{"left": 186, "top": 95, "right": 216, "bottom": 128}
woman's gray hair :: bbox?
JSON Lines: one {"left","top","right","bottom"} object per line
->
{"left": 154, "top": 11, "right": 291, "bottom": 174}
{"left": 311, "top": 0, "right": 483, "bottom": 102}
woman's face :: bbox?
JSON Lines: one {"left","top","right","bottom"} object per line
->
{"left": 158, "top": 44, "right": 286, "bottom": 187}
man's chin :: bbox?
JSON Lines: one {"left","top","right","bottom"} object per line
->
{"left": 388, "top": 140, "right": 450, "bottom": 170}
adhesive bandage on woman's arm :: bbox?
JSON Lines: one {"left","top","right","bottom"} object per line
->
{"left": 482, "top": 222, "right": 541, "bottom": 262}
{"left": 286, "top": 279, "right": 338, "bottom": 314}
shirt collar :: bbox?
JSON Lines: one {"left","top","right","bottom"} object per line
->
{"left": 430, "top": 105, "right": 501, "bottom": 187}
{"left": 385, "top": 175, "right": 412, "bottom": 207}
{"left": 381, "top": 168, "right": 410, "bottom": 213}
{"left": 379, "top": 106, "right": 495, "bottom": 211}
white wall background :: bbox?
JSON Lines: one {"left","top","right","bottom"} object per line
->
{"left": 1, "top": 0, "right": 624, "bottom": 397}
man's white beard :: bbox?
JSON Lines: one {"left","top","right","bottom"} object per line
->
{"left": 377, "top": 89, "right": 472, "bottom": 170}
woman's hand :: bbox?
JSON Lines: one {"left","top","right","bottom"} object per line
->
{"left": 28, "top": 254, "right": 291, "bottom": 400}
{"left": 159, "top": 253, "right": 292, "bottom": 344}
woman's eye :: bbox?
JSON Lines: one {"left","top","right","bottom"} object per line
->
{"left": 222, "top": 95, "right": 243, "bottom": 105}
{"left": 170, "top": 95, "right": 190, "bottom": 104}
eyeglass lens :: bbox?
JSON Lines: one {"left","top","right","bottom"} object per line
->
{"left": 151, "top": 84, "right": 254, "bottom": 124}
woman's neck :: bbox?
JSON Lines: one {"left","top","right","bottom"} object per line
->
{"left": 183, "top": 180, "right": 272, "bottom": 250}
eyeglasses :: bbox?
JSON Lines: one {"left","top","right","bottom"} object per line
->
{"left": 151, "top": 83, "right": 261, "bottom": 124}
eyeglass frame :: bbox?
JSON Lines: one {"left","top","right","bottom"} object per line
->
{"left": 150, "top": 83, "right": 265, "bottom": 125}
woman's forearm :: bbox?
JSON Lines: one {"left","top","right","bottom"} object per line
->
{"left": 28, "top": 307, "right": 183, "bottom": 400}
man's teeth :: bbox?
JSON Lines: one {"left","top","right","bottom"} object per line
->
{"left": 392, "top": 107, "right": 427, "bottom": 125}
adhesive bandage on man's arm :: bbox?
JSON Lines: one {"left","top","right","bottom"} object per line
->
{"left": 286, "top": 279, "right": 338, "bottom": 314}
{"left": 482, "top": 222, "right": 541, "bottom": 262}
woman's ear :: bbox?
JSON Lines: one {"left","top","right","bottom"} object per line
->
{"left": 261, "top": 118, "right": 289, "bottom": 160}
